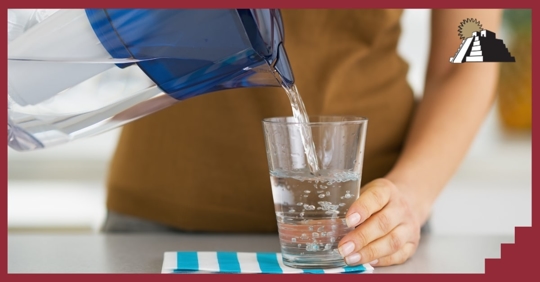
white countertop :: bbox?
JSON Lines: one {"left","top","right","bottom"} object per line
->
{"left": 8, "top": 233, "right": 513, "bottom": 273}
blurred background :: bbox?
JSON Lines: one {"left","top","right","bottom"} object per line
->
{"left": 7, "top": 9, "right": 532, "bottom": 235}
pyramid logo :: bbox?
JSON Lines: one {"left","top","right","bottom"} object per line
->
{"left": 450, "top": 18, "right": 515, "bottom": 63}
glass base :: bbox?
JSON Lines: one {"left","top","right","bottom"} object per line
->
{"left": 282, "top": 256, "right": 346, "bottom": 269}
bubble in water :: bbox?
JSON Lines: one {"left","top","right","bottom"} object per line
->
{"left": 306, "top": 242, "right": 320, "bottom": 252}
{"left": 308, "top": 226, "right": 314, "bottom": 231}
{"left": 299, "top": 212, "right": 305, "bottom": 217}
{"left": 304, "top": 190, "right": 311, "bottom": 194}
{"left": 326, "top": 191, "right": 330, "bottom": 196}
{"left": 303, "top": 205, "right": 316, "bottom": 210}
{"left": 317, "top": 207, "right": 322, "bottom": 210}
{"left": 330, "top": 237, "right": 336, "bottom": 243}
{"left": 292, "top": 238, "right": 297, "bottom": 242}
{"left": 339, "top": 203, "right": 345, "bottom": 206}
{"left": 298, "top": 244, "right": 302, "bottom": 248}
{"left": 288, "top": 208, "right": 295, "bottom": 212}
{"left": 320, "top": 185, "right": 328, "bottom": 189}
{"left": 317, "top": 226, "right": 325, "bottom": 232}
{"left": 318, "top": 194, "right": 325, "bottom": 198}
{"left": 321, "top": 232, "right": 327, "bottom": 237}
{"left": 312, "top": 232, "right": 319, "bottom": 238}
{"left": 300, "top": 233, "right": 308, "bottom": 240}
{"left": 318, "top": 201, "right": 339, "bottom": 212}
{"left": 342, "top": 219, "right": 347, "bottom": 225}
{"left": 331, "top": 225, "right": 337, "bottom": 230}
{"left": 297, "top": 202, "right": 303, "bottom": 206}
{"left": 324, "top": 243, "right": 332, "bottom": 251}
{"left": 317, "top": 190, "right": 324, "bottom": 194}
{"left": 303, "top": 195, "right": 308, "bottom": 198}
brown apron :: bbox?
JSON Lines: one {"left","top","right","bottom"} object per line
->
{"left": 106, "top": 9, "right": 415, "bottom": 233}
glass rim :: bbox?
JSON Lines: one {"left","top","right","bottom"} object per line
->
{"left": 262, "top": 115, "right": 368, "bottom": 126}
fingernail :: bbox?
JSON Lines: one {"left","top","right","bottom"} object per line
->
{"left": 369, "top": 259, "right": 379, "bottom": 265}
{"left": 346, "top": 213, "right": 361, "bottom": 227}
{"left": 345, "top": 253, "right": 361, "bottom": 265}
{"left": 338, "top": 241, "right": 355, "bottom": 257}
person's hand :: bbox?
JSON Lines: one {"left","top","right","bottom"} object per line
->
{"left": 337, "top": 178, "right": 422, "bottom": 267}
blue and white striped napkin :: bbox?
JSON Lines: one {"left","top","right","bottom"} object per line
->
{"left": 162, "top": 251, "right": 374, "bottom": 274}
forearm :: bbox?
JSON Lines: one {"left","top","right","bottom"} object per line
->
{"left": 385, "top": 63, "right": 499, "bottom": 224}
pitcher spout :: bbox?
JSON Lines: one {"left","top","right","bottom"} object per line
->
{"left": 253, "top": 9, "right": 295, "bottom": 88}
{"left": 237, "top": 9, "right": 295, "bottom": 89}
{"left": 271, "top": 42, "right": 295, "bottom": 88}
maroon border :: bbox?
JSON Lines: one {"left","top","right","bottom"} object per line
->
{"left": 3, "top": 1, "right": 536, "bottom": 281}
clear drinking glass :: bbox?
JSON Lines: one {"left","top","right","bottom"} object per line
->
{"left": 262, "top": 116, "right": 368, "bottom": 269}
